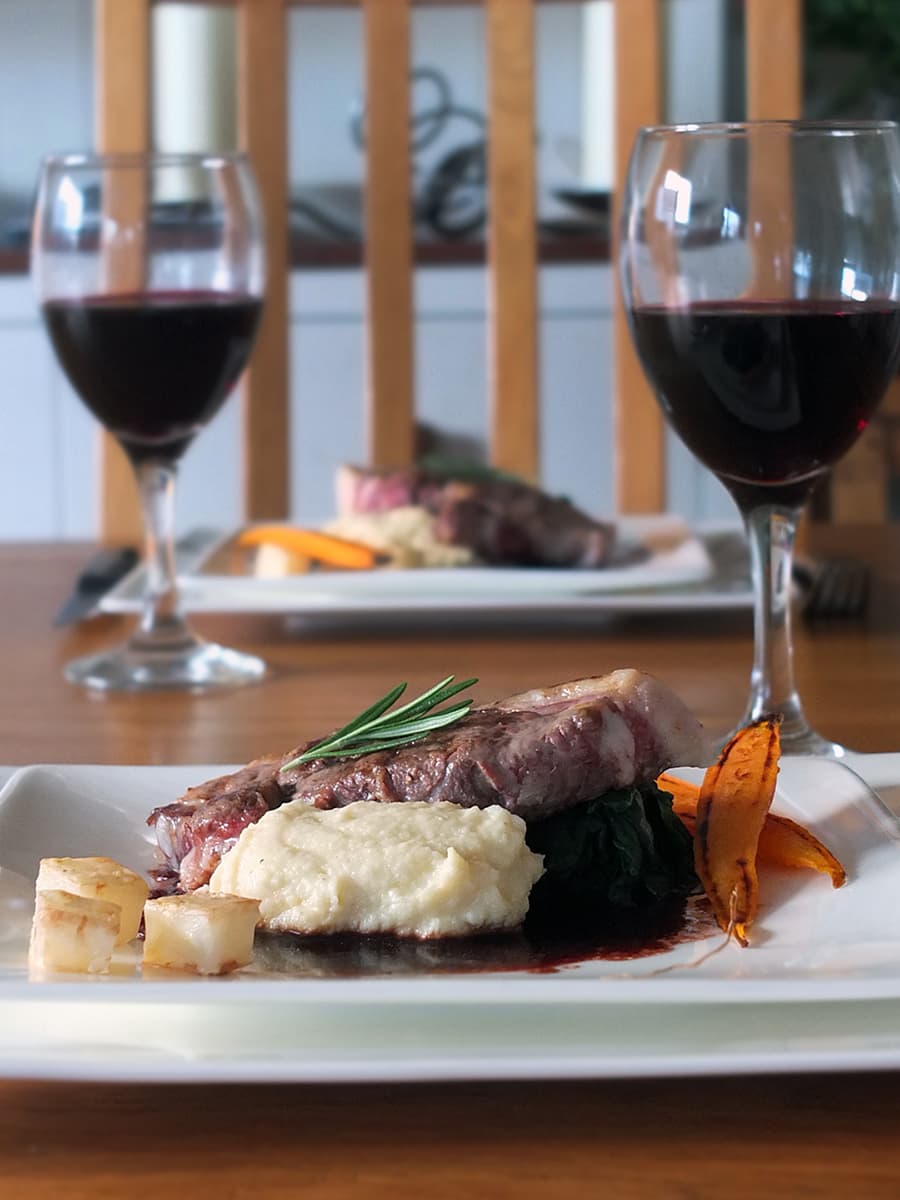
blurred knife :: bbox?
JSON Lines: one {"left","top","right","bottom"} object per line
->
{"left": 53, "top": 546, "right": 140, "bottom": 627}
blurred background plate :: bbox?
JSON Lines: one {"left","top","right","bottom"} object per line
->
{"left": 98, "top": 516, "right": 754, "bottom": 620}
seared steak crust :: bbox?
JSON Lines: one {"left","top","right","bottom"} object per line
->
{"left": 151, "top": 757, "right": 284, "bottom": 895}
{"left": 336, "top": 464, "right": 615, "bottom": 568}
{"left": 149, "top": 670, "right": 710, "bottom": 892}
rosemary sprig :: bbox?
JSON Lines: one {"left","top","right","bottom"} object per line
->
{"left": 280, "top": 675, "right": 478, "bottom": 770}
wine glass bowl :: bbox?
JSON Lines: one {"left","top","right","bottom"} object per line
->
{"left": 32, "top": 152, "right": 266, "bottom": 691}
{"left": 620, "top": 122, "right": 900, "bottom": 755}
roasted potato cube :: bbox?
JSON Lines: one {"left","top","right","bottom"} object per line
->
{"left": 36, "top": 856, "right": 149, "bottom": 945}
{"left": 142, "top": 893, "right": 260, "bottom": 976}
{"left": 28, "top": 888, "right": 120, "bottom": 975}
{"left": 253, "top": 542, "right": 310, "bottom": 578}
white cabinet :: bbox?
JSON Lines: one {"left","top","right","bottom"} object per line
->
{"left": 289, "top": 302, "right": 366, "bottom": 524}
{"left": 0, "top": 278, "right": 94, "bottom": 540}
{"left": 0, "top": 263, "right": 732, "bottom": 541}
{"left": 285, "top": 263, "right": 621, "bottom": 527}
{"left": 0, "top": 321, "right": 59, "bottom": 537}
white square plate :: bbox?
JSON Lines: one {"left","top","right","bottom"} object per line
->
{"left": 2, "top": 756, "right": 900, "bottom": 1082}
{"left": 98, "top": 517, "right": 754, "bottom": 618}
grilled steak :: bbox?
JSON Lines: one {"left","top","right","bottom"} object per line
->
{"left": 335, "top": 464, "right": 615, "bottom": 568}
{"left": 149, "top": 670, "right": 710, "bottom": 892}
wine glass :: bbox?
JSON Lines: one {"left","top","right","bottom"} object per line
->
{"left": 620, "top": 122, "right": 900, "bottom": 755}
{"left": 32, "top": 152, "right": 266, "bottom": 691}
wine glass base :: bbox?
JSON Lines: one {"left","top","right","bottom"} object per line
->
{"left": 64, "top": 638, "right": 267, "bottom": 693}
{"left": 717, "top": 718, "right": 851, "bottom": 760}
{"left": 777, "top": 726, "right": 850, "bottom": 759}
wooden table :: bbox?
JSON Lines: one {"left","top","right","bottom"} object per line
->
{"left": 2, "top": 526, "right": 900, "bottom": 1200}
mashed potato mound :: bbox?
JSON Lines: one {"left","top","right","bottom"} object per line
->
{"left": 208, "top": 800, "right": 544, "bottom": 939}
{"left": 323, "top": 506, "right": 474, "bottom": 568}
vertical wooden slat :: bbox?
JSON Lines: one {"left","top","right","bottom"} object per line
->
{"left": 362, "top": 0, "right": 415, "bottom": 468}
{"left": 485, "top": 0, "right": 538, "bottom": 481}
{"left": 747, "top": 0, "right": 883, "bottom": 521}
{"left": 612, "top": 0, "right": 664, "bottom": 513}
{"left": 237, "top": 0, "right": 290, "bottom": 519}
{"left": 94, "top": 0, "right": 150, "bottom": 544}
{"left": 748, "top": 0, "right": 884, "bottom": 522}
{"left": 744, "top": 0, "right": 800, "bottom": 299}
{"left": 745, "top": 0, "right": 802, "bottom": 121}
{"left": 831, "top": 426, "right": 895, "bottom": 521}
{"left": 878, "top": 383, "right": 900, "bottom": 519}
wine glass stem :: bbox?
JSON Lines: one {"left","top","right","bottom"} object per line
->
{"left": 742, "top": 502, "right": 810, "bottom": 737}
{"left": 132, "top": 460, "right": 195, "bottom": 650}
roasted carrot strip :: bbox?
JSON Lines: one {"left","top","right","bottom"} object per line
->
{"left": 657, "top": 772, "right": 702, "bottom": 813}
{"left": 658, "top": 770, "right": 845, "bottom": 889}
{"left": 693, "top": 716, "right": 782, "bottom": 945}
{"left": 237, "top": 525, "right": 378, "bottom": 570}
{"left": 674, "top": 808, "right": 846, "bottom": 890}
{"left": 755, "top": 812, "right": 846, "bottom": 887}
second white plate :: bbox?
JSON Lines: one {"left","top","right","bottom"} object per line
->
{"left": 99, "top": 517, "right": 753, "bottom": 617}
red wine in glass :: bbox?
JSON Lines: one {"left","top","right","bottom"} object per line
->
{"left": 619, "top": 121, "right": 900, "bottom": 756}
{"left": 32, "top": 151, "right": 266, "bottom": 692}
{"left": 42, "top": 291, "right": 262, "bottom": 463}
{"left": 628, "top": 300, "right": 900, "bottom": 510}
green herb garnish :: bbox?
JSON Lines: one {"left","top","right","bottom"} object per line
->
{"left": 416, "top": 454, "right": 520, "bottom": 484}
{"left": 280, "top": 675, "right": 478, "bottom": 770}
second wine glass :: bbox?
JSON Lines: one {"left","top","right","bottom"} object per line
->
{"left": 32, "top": 152, "right": 266, "bottom": 691}
{"left": 620, "top": 121, "right": 900, "bottom": 755}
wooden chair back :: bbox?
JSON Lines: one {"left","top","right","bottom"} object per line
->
{"left": 94, "top": 0, "right": 889, "bottom": 544}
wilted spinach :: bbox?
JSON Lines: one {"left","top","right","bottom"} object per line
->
{"left": 525, "top": 782, "right": 698, "bottom": 910}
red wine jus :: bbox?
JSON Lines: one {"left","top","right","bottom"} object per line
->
{"left": 628, "top": 301, "right": 900, "bottom": 508}
{"left": 42, "top": 292, "right": 263, "bottom": 463}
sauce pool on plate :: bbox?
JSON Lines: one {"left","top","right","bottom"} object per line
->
{"left": 250, "top": 895, "right": 718, "bottom": 979}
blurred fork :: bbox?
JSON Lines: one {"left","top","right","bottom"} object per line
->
{"left": 801, "top": 558, "right": 871, "bottom": 622}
